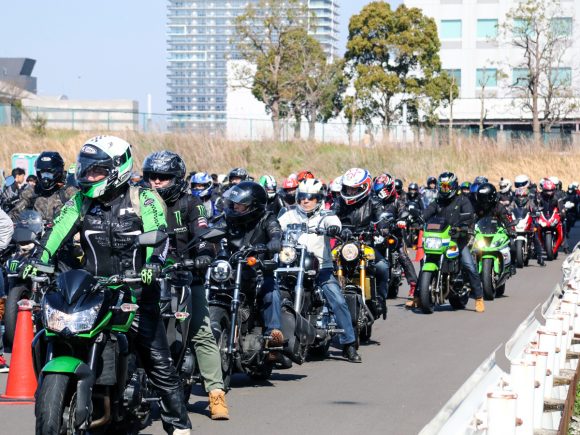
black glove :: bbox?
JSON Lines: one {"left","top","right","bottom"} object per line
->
{"left": 141, "top": 263, "right": 161, "bottom": 285}
{"left": 340, "top": 228, "right": 353, "bottom": 240}
{"left": 194, "top": 255, "right": 212, "bottom": 270}
{"left": 267, "top": 239, "right": 282, "bottom": 253}
{"left": 326, "top": 225, "right": 341, "bottom": 237}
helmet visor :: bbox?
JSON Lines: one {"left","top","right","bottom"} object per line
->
{"left": 439, "top": 181, "right": 453, "bottom": 193}
{"left": 296, "top": 192, "right": 321, "bottom": 203}
{"left": 514, "top": 180, "right": 528, "bottom": 188}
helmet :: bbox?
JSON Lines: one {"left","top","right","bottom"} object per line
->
{"left": 341, "top": 168, "right": 372, "bottom": 205}
{"left": 437, "top": 172, "right": 458, "bottom": 200}
{"left": 394, "top": 178, "right": 403, "bottom": 194}
{"left": 499, "top": 178, "right": 512, "bottom": 194}
{"left": 460, "top": 181, "right": 471, "bottom": 192}
{"left": 222, "top": 181, "right": 267, "bottom": 226}
{"left": 542, "top": 179, "right": 556, "bottom": 198}
{"left": 473, "top": 176, "right": 488, "bottom": 185}
{"left": 329, "top": 176, "right": 343, "bottom": 194}
{"left": 426, "top": 176, "right": 437, "bottom": 188}
{"left": 228, "top": 167, "right": 248, "bottom": 184}
{"left": 567, "top": 184, "right": 576, "bottom": 195}
{"left": 514, "top": 174, "right": 530, "bottom": 189}
{"left": 548, "top": 176, "right": 560, "bottom": 187}
{"left": 373, "top": 173, "right": 396, "bottom": 202}
{"left": 76, "top": 135, "right": 133, "bottom": 198}
{"left": 514, "top": 187, "right": 529, "bottom": 207}
{"left": 296, "top": 170, "right": 315, "bottom": 182}
{"left": 258, "top": 175, "right": 277, "bottom": 199}
{"left": 408, "top": 182, "right": 419, "bottom": 200}
{"left": 282, "top": 177, "right": 299, "bottom": 205}
{"left": 190, "top": 172, "right": 214, "bottom": 199}
{"left": 35, "top": 151, "right": 65, "bottom": 192}
{"left": 296, "top": 178, "right": 324, "bottom": 216}
{"left": 475, "top": 183, "right": 498, "bottom": 210}
{"left": 142, "top": 151, "right": 187, "bottom": 203}
{"left": 571, "top": 181, "right": 579, "bottom": 190}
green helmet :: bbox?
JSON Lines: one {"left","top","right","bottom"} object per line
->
{"left": 258, "top": 175, "right": 277, "bottom": 199}
{"left": 76, "top": 135, "right": 133, "bottom": 198}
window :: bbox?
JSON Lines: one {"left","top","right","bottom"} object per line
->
{"left": 476, "top": 68, "right": 498, "bottom": 87}
{"left": 512, "top": 68, "right": 529, "bottom": 86}
{"left": 551, "top": 17, "right": 573, "bottom": 37}
{"left": 513, "top": 18, "right": 535, "bottom": 38}
{"left": 477, "top": 19, "right": 498, "bottom": 39}
{"left": 551, "top": 67, "right": 572, "bottom": 87}
{"left": 440, "top": 20, "right": 462, "bottom": 39}
{"left": 444, "top": 69, "right": 462, "bottom": 87}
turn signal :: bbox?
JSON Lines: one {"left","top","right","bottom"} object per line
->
{"left": 247, "top": 256, "right": 258, "bottom": 267}
{"left": 388, "top": 238, "right": 396, "bottom": 245}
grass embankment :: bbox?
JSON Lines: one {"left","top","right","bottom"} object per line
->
{"left": 1, "top": 127, "right": 579, "bottom": 185}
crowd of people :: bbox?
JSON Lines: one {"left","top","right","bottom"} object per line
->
{"left": 0, "top": 135, "right": 576, "bottom": 434}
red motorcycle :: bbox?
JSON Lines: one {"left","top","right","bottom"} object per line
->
{"left": 536, "top": 208, "right": 564, "bottom": 261}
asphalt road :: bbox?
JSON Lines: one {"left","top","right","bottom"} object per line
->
{"left": 0, "top": 231, "right": 574, "bottom": 435}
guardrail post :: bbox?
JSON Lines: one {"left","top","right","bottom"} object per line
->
{"left": 525, "top": 348, "right": 548, "bottom": 430}
{"left": 511, "top": 359, "right": 536, "bottom": 434}
{"left": 487, "top": 390, "right": 518, "bottom": 435}
{"left": 538, "top": 328, "right": 559, "bottom": 429}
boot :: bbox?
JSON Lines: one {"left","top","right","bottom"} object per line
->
{"left": 377, "top": 296, "right": 387, "bottom": 320}
{"left": 160, "top": 389, "right": 192, "bottom": 434}
{"left": 209, "top": 389, "right": 230, "bottom": 420}
{"left": 475, "top": 298, "right": 485, "bottom": 313}
{"left": 537, "top": 256, "right": 545, "bottom": 267}
{"left": 342, "top": 343, "right": 362, "bottom": 363}
{"left": 405, "top": 296, "right": 421, "bottom": 309}
{"left": 408, "top": 282, "right": 417, "bottom": 298}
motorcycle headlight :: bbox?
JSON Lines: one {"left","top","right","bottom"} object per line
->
{"left": 539, "top": 221, "right": 547, "bottom": 227}
{"left": 475, "top": 239, "right": 487, "bottom": 249}
{"left": 210, "top": 260, "right": 232, "bottom": 282}
{"left": 424, "top": 237, "right": 442, "bottom": 250}
{"left": 341, "top": 243, "right": 359, "bottom": 262}
{"left": 279, "top": 247, "right": 297, "bottom": 265}
{"left": 43, "top": 304, "right": 101, "bottom": 333}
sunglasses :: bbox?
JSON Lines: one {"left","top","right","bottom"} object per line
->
{"left": 148, "top": 173, "right": 173, "bottom": 182}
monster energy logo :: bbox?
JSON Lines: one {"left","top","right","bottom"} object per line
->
{"left": 197, "top": 205, "right": 207, "bottom": 218}
{"left": 9, "top": 260, "right": 19, "bottom": 272}
{"left": 174, "top": 210, "right": 182, "bottom": 226}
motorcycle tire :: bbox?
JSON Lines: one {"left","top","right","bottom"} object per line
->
{"left": 307, "top": 341, "right": 331, "bottom": 360}
{"left": 4, "top": 285, "right": 31, "bottom": 347}
{"left": 515, "top": 240, "right": 525, "bottom": 268}
{"left": 209, "top": 307, "right": 233, "bottom": 391}
{"left": 35, "top": 373, "right": 71, "bottom": 435}
{"left": 482, "top": 258, "right": 495, "bottom": 301}
{"left": 387, "top": 279, "right": 400, "bottom": 299}
{"left": 545, "top": 233, "right": 554, "bottom": 261}
{"left": 448, "top": 293, "right": 468, "bottom": 310}
{"left": 418, "top": 271, "right": 434, "bottom": 314}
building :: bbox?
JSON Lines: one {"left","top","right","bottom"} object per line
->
{"left": 166, "top": 0, "right": 340, "bottom": 132}
{"left": 404, "top": 0, "right": 580, "bottom": 137}
{"left": 0, "top": 58, "right": 37, "bottom": 94}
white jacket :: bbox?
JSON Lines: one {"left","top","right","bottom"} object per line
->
{"left": 0, "top": 208, "right": 14, "bottom": 251}
{"left": 278, "top": 207, "right": 341, "bottom": 269}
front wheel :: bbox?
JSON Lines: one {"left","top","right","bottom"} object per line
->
{"left": 35, "top": 373, "right": 71, "bottom": 435}
{"left": 545, "top": 233, "right": 555, "bottom": 261}
{"left": 418, "top": 271, "right": 435, "bottom": 314}
{"left": 515, "top": 240, "right": 525, "bottom": 268}
{"left": 5, "top": 285, "right": 31, "bottom": 346}
{"left": 482, "top": 258, "right": 495, "bottom": 301}
{"left": 209, "top": 307, "right": 233, "bottom": 391}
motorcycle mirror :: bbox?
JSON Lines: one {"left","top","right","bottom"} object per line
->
{"left": 137, "top": 230, "right": 168, "bottom": 247}
{"left": 4, "top": 175, "right": 14, "bottom": 188}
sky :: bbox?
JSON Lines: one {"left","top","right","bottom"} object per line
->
{"left": 0, "top": 0, "right": 401, "bottom": 116}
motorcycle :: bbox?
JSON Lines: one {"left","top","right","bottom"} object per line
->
{"left": 332, "top": 226, "right": 383, "bottom": 344}
{"left": 536, "top": 207, "right": 564, "bottom": 261}
{"left": 33, "top": 230, "right": 168, "bottom": 434}
{"left": 512, "top": 207, "right": 535, "bottom": 268}
{"left": 418, "top": 215, "right": 471, "bottom": 314}
{"left": 373, "top": 213, "right": 403, "bottom": 299}
{"left": 206, "top": 237, "right": 281, "bottom": 390}
{"left": 472, "top": 217, "right": 513, "bottom": 300}
{"left": 275, "top": 222, "right": 335, "bottom": 361}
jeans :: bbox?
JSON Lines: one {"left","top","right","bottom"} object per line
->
{"left": 317, "top": 269, "right": 356, "bottom": 345}
{"left": 374, "top": 251, "right": 390, "bottom": 300}
{"left": 460, "top": 246, "right": 483, "bottom": 299}
{"left": 259, "top": 275, "right": 282, "bottom": 333}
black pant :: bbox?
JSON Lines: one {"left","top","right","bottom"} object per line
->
{"left": 397, "top": 247, "right": 417, "bottom": 285}
{"left": 131, "top": 302, "right": 191, "bottom": 432}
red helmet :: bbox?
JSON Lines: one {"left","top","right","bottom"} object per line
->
{"left": 282, "top": 177, "right": 299, "bottom": 190}
{"left": 542, "top": 179, "right": 556, "bottom": 197}
{"left": 373, "top": 173, "right": 397, "bottom": 201}
{"left": 297, "top": 170, "right": 315, "bottom": 182}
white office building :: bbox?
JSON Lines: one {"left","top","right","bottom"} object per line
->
{"left": 405, "top": 0, "right": 580, "bottom": 137}
{"left": 167, "top": 0, "right": 339, "bottom": 132}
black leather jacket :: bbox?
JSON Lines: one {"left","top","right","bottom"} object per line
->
{"left": 213, "top": 211, "right": 282, "bottom": 253}
{"left": 423, "top": 193, "right": 475, "bottom": 248}
{"left": 333, "top": 196, "right": 385, "bottom": 230}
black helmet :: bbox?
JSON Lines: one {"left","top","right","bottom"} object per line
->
{"left": 394, "top": 178, "right": 403, "bottom": 194}
{"left": 408, "top": 182, "right": 419, "bottom": 200}
{"left": 35, "top": 151, "right": 65, "bottom": 192}
{"left": 142, "top": 150, "right": 187, "bottom": 203}
{"left": 426, "top": 176, "right": 437, "bottom": 187}
{"left": 228, "top": 167, "right": 248, "bottom": 185}
{"left": 475, "top": 182, "right": 498, "bottom": 210}
{"left": 437, "top": 172, "right": 458, "bottom": 200}
{"left": 222, "top": 181, "right": 267, "bottom": 226}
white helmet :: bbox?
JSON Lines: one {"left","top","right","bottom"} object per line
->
{"left": 76, "top": 135, "right": 133, "bottom": 198}
{"left": 514, "top": 174, "right": 530, "bottom": 190}
{"left": 329, "top": 176, "right": 343, "bottom": 193}
{"left": 296, "top": 178, "right": 324, "bottom": 215}
{"left": 499, "top": 178, "right": 512, "bottom": 194}
{"left": 548, "top": 176, "right": 561, "bottom": 190}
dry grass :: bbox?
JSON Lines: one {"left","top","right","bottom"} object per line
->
{"left": 1, "top": 126, "right": 579, "bottom": 186}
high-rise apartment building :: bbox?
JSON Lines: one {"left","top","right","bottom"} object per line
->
{"left": 167, "top": 0, "right": 339, "bottom": 131}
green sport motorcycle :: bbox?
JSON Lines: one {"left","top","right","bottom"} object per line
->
{"left": 472, "top": 216, "right": 513, "bottom": 300}
{"left": 418, "top": 216, "right": 471, "bottom": 314}
{"left": 33, "top": 231, "right": 167, "bottom": 435}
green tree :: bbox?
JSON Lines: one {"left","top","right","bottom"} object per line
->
{"left": 345, "top": 2, "right": 444, "bottom": 138}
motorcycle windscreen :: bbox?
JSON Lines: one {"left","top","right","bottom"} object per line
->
{"left": 476, "top": 217, "right": 499, "bottom": 234}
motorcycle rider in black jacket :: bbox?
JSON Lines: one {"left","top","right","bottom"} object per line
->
{"left": 407, "top": 172, "right": 485, "bottom": 313}
{"left": 512, "top": 187, "right": 545, "bottom": 266}
{"left": 537, "top": 178, "right": 569, "bottom": 253}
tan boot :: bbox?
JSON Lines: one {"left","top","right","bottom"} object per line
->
{"left": 475, "top": 298, "right": 485, "bottom": 313}
{"left": 405, "top": 296, "right": 421, "bottom": 309}
{"left": 209, "top": 389, "right": 230, "bottom": 420}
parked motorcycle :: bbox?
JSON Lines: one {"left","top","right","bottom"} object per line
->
{"left": 512, "top": 207, "right": 535, "bottom": 268}
{"left": 472, "top": 217, "right": 513, "bottom": 300}
{"left": 536, "top": 208, "right": 564, "bottom": 261}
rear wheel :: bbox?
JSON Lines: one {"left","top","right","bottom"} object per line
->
{"left": 418, "top": 271, "right": 434, "bottom": 314}
{"left": 209, "top": 307, "right": 233, "bottom": 391}
{"left": 545, "top": 233, "right": 555, "bottom": 261}
{"left": 35, "top": 373, "right": 71, "bottom": 435}
{"left": 482, "top": 259, "right": 495, "bottom": 301}
{"left": 515, "top": 240, "right": 525, "bottom": 268}
{"left": 5, "top": 285, "right": 31, "bottom": 346}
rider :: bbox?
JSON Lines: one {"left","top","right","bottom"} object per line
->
{"left": 460, "top": 181, "right": 471, "bottom": 196}
{"left": 498, "top": 178, "right": 513, "bottom": 207}
{"left": 408, "top": 172, "right": 485, "bottom": 313}
{"left": 564, "top": 183, "right": 579, "bottom": 236}
{"left": 421, "top": 176, "right": 438, "bottom": 208}
{"left": 142, "top": 151, "right": 230, "bottom": 420}
{"left": 537, "top": 179, "right": 569, "bottom": 253}
{"left": 228, "top": 167, "right": 249, "bottom": 187}
{"left": 513, "top": 188, "right": 545, "bottom": 266}
{"left": 333, "top": 168, "right": 390, "bottom": 315}
{"left": 394, "top": 178, "right": 406, "bottom": 202}
{"left": 406, "top": 182, "right": 423, "bottom": 212}
{"left": 278, "top": 179, "right": 361, "bottom": 363}
{"left": 191, "top": 172, "right": 220, "bottom": 220}
{"left": 35, "top": 136, "right": 192, "bottom": 434}
{"left": 259, "top": 174, "right": 285, "bottom": 216}
{"left": 280, "top": 177, "right": 299, "bottom": 209}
